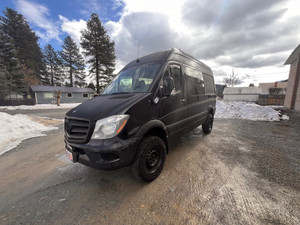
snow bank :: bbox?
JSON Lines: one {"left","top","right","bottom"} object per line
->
{"left": 0, "top": 103, "right": 80, "bottom": 111}
{"left": 215, "top": 100, "right": 289, "bottom": 121}
{"left": 0, "top": 112, "right": 58, "bottom": 156}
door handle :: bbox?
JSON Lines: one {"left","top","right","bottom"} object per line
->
{"left": 180, "top": 99, "right": 186, "bottom": 102}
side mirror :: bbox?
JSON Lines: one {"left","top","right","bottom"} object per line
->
{"left": 163, "top": 77, "right": 175, "bottom": 96}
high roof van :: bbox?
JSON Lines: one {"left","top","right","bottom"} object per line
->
{"left": 65, "top": 48, "right": 216, "bottom": 182}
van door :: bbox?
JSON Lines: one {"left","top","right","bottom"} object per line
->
{"left": 184, "top": 66, "right": 207, "bottom": 130}
{"left": 203, "top": 73, "right": 216, "bottom": 109}
{"left": 160, "top": 64, "right": 187, "bottom": 137}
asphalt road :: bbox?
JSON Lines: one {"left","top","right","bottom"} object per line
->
{"left": 0, "top": 109, "right": 299, "bottom": 224}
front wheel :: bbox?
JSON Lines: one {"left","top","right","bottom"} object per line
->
{"left": 132, "top": 136, "right": 166, "bottom": 182}
{"left": 202, "top": 113, "right": 214, "bottom": 134}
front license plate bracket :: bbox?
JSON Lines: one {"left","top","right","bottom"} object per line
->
{"left": 66, "top": 149, "right": 74, "bottom": 162}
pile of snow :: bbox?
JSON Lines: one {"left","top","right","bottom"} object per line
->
{"left": 0, "top": 103, "right": 80, "bottom": 111}
{"left": 215, "top": 100, "right": 289, "bottom": 121}
{"left": 0, "top": 112, "right": 58, "bottom": 156}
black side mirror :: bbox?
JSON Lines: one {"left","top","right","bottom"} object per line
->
{"left": 163, "top": 77, "right": 175, "bottom": 96}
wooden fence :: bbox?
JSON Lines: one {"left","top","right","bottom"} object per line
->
{"left": 258, "top": 94, "right": 285, "bottom": 106}
{"left": 0, "top": 98, "right": 35, "bottom": 106}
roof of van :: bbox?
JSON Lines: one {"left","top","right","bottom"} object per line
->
{"left": 122, "top": 48, "right": 211, "bottom": 72}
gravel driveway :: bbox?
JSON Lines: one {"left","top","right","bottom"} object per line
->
{"left": 0, "top": 110, "right": 299, "bottom": 225}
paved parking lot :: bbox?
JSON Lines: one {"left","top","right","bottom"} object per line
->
{"left": 0, "top": 109, "right": 299, "bottom": 224}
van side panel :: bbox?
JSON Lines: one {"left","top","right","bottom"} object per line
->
{"left": 164, "top": 51, "right": 216, "bottom": 133}
{"left": 184, "top": 66, "right": 208, "bottom": 130}
{"left": 160, "top": 63, "right": 188, "bottom": 138}
{"left": 203, "top": 73, "right": 217, "bottom": 111}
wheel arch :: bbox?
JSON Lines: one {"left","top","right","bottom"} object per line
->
{"left": 136, "top": 120, "right": 169, "bottom": 153}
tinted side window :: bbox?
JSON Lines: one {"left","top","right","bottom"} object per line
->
{"left": 170, "top": 65, "right": 182, "bottom": 92}
{"left": 163, "top": 69, "right": 170, "bottom": 79}
{"left": 163, "top": 64, "right": 183, "bottom": 93}
{"left": 185, "top": 67, "right": 205, "bottom": 95}
{"left": 203, "top": 73, "right": 215, "bottom": 94}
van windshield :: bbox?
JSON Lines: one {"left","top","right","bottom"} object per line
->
{"left": 102, "top": 63, "right": 161, "bottom": 95}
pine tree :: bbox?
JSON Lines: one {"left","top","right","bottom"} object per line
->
{"left": 0, "top": 8, "right": 45, "bottom": 83}
{"left": 60, "top": 36, "right": 86, "bottom": 87}
{"left": 0, "top": 25, "right": 23, "bottom": 98}
{"left": 43, "top": 44, "right": 63, "bottom": 86}
{"left": 81, "top": 13, "right": 116, "bottom": 94}
{"left": 0, "top": 28, "right": 9, "bottom": 98}
{"left": 87, "top": 82, "right": 96, "bottom": 91}
{"left": 0, "top": 57, "right": 9, "bottom": 98}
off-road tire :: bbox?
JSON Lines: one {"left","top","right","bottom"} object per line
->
{"left": 132, "top": 136, "right": 166, "bottom": 182}
{"left": 202, "top": 113, "right": 214, "bottom": 134}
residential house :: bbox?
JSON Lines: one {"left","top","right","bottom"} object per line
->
{"left": 284, "top": 44, "right": 300, "bottom": 110}
{"left": 29, "top": 85, "right": 95, "bottom": 104}
{"left": 259, "top": 80, "right": 288, "bottom": 94}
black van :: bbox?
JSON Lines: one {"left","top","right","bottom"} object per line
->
{"left": 64, "top": 48, "right": 216, "bottom": 182}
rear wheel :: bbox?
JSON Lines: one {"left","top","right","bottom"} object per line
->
{"left": 132, "top": 136, "right": 166, "bottom": 182}
{"left": 202, "top": 113, "right": 214, "bottom": 134}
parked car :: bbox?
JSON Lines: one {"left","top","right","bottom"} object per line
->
{"left": 64, "top": 48, "right": 216, "bottom": 182}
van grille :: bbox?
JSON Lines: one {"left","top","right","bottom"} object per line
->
{"left": 65, "top": 117, "right": 90, "bottom": 143}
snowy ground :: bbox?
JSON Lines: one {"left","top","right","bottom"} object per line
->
{"left": 215, "top": 100, "right": 289, "bottom": 121}
{"left": 0, "top": 103, "right": 80, "bottom": 111}
{"left": 0, "top": 112, "right": 61, "bottom": 156}
{"left": 0, "top": 100, "right": 289, "bottom": 156}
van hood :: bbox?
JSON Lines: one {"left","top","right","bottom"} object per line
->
{"left": 66, "top": 93, "right": 151, "bottom": 121}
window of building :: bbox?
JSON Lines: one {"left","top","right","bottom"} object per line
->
{"left": 83, "top": 93, "right": 89, "bottom": 98}
{"left": 43, "top": 92, "right": 54, "bottom": 99}
{"left": 67, "top": 92, "right": 73, "bottom": 98}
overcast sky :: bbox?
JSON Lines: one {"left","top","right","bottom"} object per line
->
{"left": 1, "top": 0, "right": 300, "bottom": 85}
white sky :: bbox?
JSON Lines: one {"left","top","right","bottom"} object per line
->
{"left": 13, "top": 0, "right": 300, "bottom": 86}
{"left": 108, "top": 0, "right": 300, "bottom": 86}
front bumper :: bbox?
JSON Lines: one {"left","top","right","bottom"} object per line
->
{"left": 65, "top": 136, "right": 141, "bottom": 170}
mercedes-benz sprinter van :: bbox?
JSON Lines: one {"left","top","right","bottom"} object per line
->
{"left": 65, "top": 48, "right": 216, "bottom": 182}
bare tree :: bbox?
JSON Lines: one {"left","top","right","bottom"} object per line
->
{"left": 223, "top": 69, "right": 242, "bottom": 87}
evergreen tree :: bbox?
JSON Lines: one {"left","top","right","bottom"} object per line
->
{"left": 60, "top": 36, "right": 86, "bottom": 87}
{"left": 43, "top": 44, "right": 63, "bottom": 86}
{"left": 0, "top": 28, "right": 10, "bottom": 98}
{"left": 0, "top": 57, "right": 9, "bottom": 98}
{"left": 0, "top": 8, "right": 45, "bottom": 82}
{"left": 0, "top": 25, "right": 23, "bottom": 98}
{"left": 87, "top": 82, "right": 96, "bottom": 91}
{"left": 81, "top": 13, "right": 116, "bottom": 94}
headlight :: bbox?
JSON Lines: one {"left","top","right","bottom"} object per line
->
{"left": 91, "top": 115, "right": 129, "bottom": 139}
